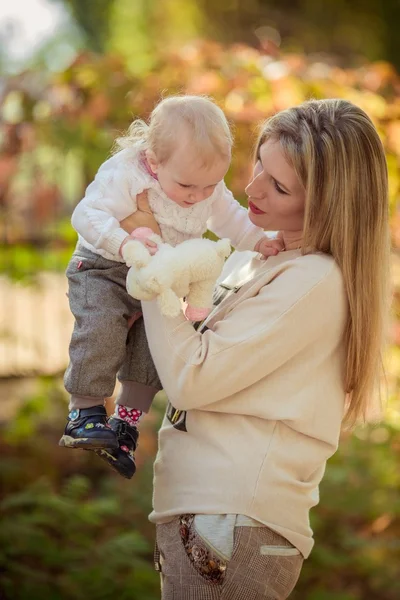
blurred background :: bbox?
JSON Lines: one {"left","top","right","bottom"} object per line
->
{"left": 1, "top": 1, "right": 400, "bottom": 599}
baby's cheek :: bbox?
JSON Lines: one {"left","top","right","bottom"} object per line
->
{"left": 169, "top": 188, "right": 186, "bottom": 204}
{"left": 160, "top": 181, "right": 176, "bottom": 199}
{"left": 167, "top": 190, "right": 183, "bottom": 204}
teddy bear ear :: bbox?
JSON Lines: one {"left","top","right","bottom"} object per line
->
{"left": 216, "top": 239, "right": 232, "bottom": 259}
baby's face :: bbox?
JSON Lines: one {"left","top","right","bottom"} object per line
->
{"left": 146, "top": 144, "right": 230, "bottom": 208}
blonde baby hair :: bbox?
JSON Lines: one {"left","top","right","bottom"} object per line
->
{"left": 256, "top": 99, "right": 391, "bottom": 426}
{"left": 115, "top": 95, "right": 233, "bottom": 167}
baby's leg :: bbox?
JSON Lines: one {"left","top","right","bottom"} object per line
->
{"left": 61, "top": 248, "right": 136, "bottom": 450}
{"left": 95, "top": 311, "right": 162, "bottom": 479}
{"left": 115, "top": 310, "right": 162, "bottom": 421}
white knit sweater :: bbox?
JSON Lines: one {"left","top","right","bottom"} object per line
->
{"left": 71, "top": 146, "right": 266, "bottom": 261}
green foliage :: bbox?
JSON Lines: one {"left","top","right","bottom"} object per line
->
{"left": 0, "top": 241, "right": 75, "bottom": 281}
{"left": 53, "top": 0, "right": 400, "bottom": 71}
{"left": 0, "top": 477, "right": 159, "bottom": 600}
{"left": 1, "top": 382, "right": 399, "bottom": 599}
{"left": 292, "top": 424, "right": 400, "bottom": 599}
{"left": 0, "top": 381, "right": 161, "bottom": 600}
{"left": 57, "top": 0, "right": 114, "bottom": 53}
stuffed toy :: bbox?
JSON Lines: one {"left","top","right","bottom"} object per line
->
{"left": 125, "top": 231, "right": 231, "bottom": 321}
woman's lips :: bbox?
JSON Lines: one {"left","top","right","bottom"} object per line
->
{"left": 248, "top": 200, "right": 265, "bottom": 215}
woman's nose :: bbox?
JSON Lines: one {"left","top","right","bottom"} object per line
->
{"left": 246, "top": 178, "right": 260, "bottom": 198}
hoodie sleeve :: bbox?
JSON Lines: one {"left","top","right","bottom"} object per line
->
{"left": 141, "top": 256, "right": 346, "bottom": 414}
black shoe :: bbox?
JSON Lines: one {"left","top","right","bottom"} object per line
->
{"left": 94, "top": 416, "right": 139, "bottom": 479}
{"left": 59, "top": 406, "right": 119, "bottom": 450}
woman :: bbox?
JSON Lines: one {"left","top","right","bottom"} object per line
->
{"left": 122, "top": 99, "right": 390, "bottom": 599}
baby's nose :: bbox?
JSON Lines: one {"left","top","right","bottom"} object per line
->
{"left": 190, "top": 190, "right": 207, "bottom": 203}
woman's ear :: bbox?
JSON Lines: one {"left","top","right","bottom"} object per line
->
{"left": 145, "top": 149, "right": 159, "bottom": 173}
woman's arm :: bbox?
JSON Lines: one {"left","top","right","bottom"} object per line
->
{"left": 141, "top": 256, "right": 346, "bottom": 412}
{"left": 120, "top": 191, "right": 161, "bottom": 236}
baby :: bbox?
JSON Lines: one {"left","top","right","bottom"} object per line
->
{"left": 61, "top": 95, "right": 281, "bottom": 479}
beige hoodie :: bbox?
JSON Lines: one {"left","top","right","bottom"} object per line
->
{"left": 142, "top": 248, "right": 348, "bottom": 558}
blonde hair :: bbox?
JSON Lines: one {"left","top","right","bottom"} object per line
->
{"left": 115, "top": 95, "right": 233, "bottom": 167}
{"left": 256, "top": 99, "right": 390, "bottom": 425}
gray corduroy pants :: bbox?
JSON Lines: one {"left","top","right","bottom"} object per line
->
{"left": 64, "top": 244, "right": 161, "bottom": 411}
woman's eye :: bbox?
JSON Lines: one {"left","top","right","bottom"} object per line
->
{"left": 273, "top": 179, "right": 287, "bottom": 195}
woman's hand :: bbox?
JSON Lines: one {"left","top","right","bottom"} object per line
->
{"left": 120, "top": 190, "right": 161, "bottom": 236}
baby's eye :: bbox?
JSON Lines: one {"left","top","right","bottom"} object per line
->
{"left": 178, "top": 183, "right": 191, "bottom": 188}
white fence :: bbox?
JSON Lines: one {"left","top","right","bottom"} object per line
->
{"left": 0, "top": 273, "right": 73, "bottom": 377}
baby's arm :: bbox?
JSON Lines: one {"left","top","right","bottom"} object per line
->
{"left": 207, "top": 183, "right": 277, "bottom": 253}
{"left": 71, "top": 159, "right": 140, "bottom": 256}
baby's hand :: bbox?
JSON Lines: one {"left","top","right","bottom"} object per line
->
{"left": 121, "top": 238, "right": 151, "bottom": 268}
{"left": 120, "top": 227, "right": 160, "bottom": 265}
{"left": 254, "top": 234, "right": 285, "bottom": 257}
{"left": 130, "top": 227, "right": 159, "bottom": 255}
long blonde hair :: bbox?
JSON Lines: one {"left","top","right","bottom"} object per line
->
{"left": 114, "top": 95, "right": 233, "bottom": 167}
{"left": 257, "top": 99, "right": 391, "bottom": 425}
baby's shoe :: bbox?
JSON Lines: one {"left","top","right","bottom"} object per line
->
{"left": 94, "top": 416, "right": 139, "bottom": 479}
{"left": 59, "top": 406, "right": 118, "bottom": 450}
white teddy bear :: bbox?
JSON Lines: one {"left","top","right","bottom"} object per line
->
{"left": 125, "top": 233, "right": 231, "bottom": 320}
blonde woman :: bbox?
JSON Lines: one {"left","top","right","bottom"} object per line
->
{"left": 122, "top": 98, "right": 390, "bottom": 599}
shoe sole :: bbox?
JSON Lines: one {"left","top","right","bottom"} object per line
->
{"left": 59, "top": 435, "right": 119, "bottom": 450}
{"left": 94, "top": 448, "right": 136, "bottom": 480}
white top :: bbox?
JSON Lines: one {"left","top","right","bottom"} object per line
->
{"left": 71, "top": 146, "right": 265, "bottom": 261}
{"left": 142, "top": 249, "right": 348, "bottom": 558}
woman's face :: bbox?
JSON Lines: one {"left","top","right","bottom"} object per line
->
{"left": 245, "top": 139, "right": 306, "bottom": 232}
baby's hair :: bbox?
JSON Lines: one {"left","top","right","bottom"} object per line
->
{"left": 114, "top": 95, "right": 233, "bottom": 167}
